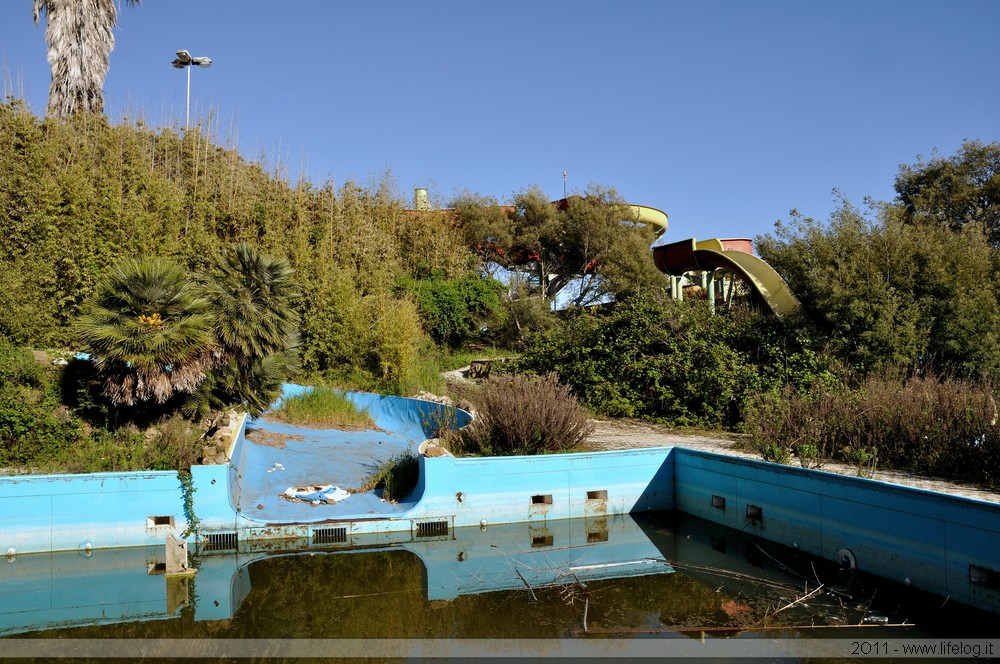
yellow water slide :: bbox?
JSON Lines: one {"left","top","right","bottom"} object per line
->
{"left": 650, "top": 236, "right": 800, "bottom": 317}
{"left": 626, "top": 204, "right": 669, "bottom": 234}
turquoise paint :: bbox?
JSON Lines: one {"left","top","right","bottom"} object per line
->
{"left": 220, "top": 386, "right": 472, "bottom": 523}
{"left": 671, "top": 448, "right": 1000, "bottom": 613}
{"left": 0, "top": 472, "right": 188, "bottom": 555}
{"left": 2, "top": 386, "right": 999, "bottom": 615}
{"left": 406, "top": 449, "right": 674, "bottom": 529}
{"left": 1, "top": 513, "right": 670, "bottom": 635}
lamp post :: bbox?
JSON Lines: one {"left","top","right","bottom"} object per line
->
{"left": 171, "top": 49, "right": 212, "bottom": 128}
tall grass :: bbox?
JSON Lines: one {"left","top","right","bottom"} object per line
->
{"left": 743, "top": 370, "right": 1000, "bottom": 487}
{"left": 357, "top": 449, "right": 420, "bottom": 502}
{"left": 269, "top": 388, "right": 375, "bottom": 430}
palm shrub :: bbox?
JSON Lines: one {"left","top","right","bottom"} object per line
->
{"left": 75, "top": 258, "right": 215, "bottom": 406}
{"left": 201, "top": 242, "right": 299, "bottom": 363}
{"left": 448, "top": 373, "right": 593, "bottom": 456}
{"left": 186, "top": 243, "right": 300, "bottom": 418}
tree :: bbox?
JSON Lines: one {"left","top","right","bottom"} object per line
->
{"left": 32, "top": 0, "right": 140, "bottom": 118}
{"left": 401, "top": 270, "right": 504, "bottom": 348}
{"left": 455, "top": 184, "right": 663, "bottom": 307}
{"left": 894, "top": 140, "right": 1000, "bottom": 248}
{"left": 201, "top": 242, "right": 299, "bottom": 364}
{"left": 450, "top": 191, "right": 515, "bottom": 277}
{"left": 76, "top": 257, "right": 214, "bottom": 406}
{"left": 757, "top": 198, "right": 1000, "bottom": 378}
{"left": 187, "top": 243, "right": 300, "bottom": 418}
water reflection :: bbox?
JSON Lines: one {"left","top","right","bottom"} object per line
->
{"left": 2, "top": 511, "right": 995, "bottom": 640}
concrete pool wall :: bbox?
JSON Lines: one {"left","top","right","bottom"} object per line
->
{"left": 2, "top": 390, "right": 999, "bottom": 613}
{"left": 0, "top": 471, "right": 190, "bottom": 556}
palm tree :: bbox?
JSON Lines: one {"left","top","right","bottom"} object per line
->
{"left": 202, "top": 242, "right": 300, "bottom": 364}
{"left": 185, "top": 243, "right": 300, "bottom": 417}
{"left": 76, "top": 257, "right": 215, "bottom": 406}
{"left": 32, "top": 0, "right": 140, "bottom": 118}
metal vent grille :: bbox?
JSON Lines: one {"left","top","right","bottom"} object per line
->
{"left": 313, "top": 527, "right": 347, "bottom": 544}
{"left": 202, "top": 532, "right": 238, "bottom": 551}
{"left": 415, "top": 520, "right": 449, "bottom": 538}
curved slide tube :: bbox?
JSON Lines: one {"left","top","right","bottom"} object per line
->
{"left": 551, "top": 197, "right": 669, "bottom": 234}
{"left": 626, "top": 203, "right": 669, "bottom": 233}
{"left": 652, "top": 237, "right": 800, "bottom": 316}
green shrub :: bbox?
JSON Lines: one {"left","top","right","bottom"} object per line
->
{"left": 511, "top": 293, "right": 835, "bottom": 429}
{"left": 447, "top": 373, "right": 592, "bottom": 456}
{"left": 743, "top": 370, "right": 1000, "bottom": 487}
{"left": 400, "top": 271, "right": 504, "bottom": 348}
{"left": 0, "top": 337, "right": 45, "bottom": 388}
{"left": 270, "top": 388, "right": 375, "bottom": 430}
{"left": 37, "top": 412, "right": 201, "bottom": 473}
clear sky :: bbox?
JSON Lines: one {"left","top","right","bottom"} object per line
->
{"left": 2, "top": 0, "right": 998, "bottom": 242}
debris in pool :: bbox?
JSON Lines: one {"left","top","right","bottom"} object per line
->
{"left": 281, "top": 484, "right": 351, "bottom": 504}
{"left": 863, "top": 613, "right": 890, "bottom": 624}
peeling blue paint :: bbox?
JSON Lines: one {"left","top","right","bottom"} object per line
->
{"left": 2, "top": 387, "right": 999, "bottom": 615}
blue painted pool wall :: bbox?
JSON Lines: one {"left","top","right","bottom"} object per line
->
{"left": 190, "top": 464, "right": 237, "bottom": 532}
{"left": 277, "top": 384, "right": 472, "bottom": 441}
{"left": 406, "top": 448, "right": 675, "bottom": 528}
{"left": 0, "top": 546, "right": 175, "bottom": 636}
{"left": 0, "top": 472, "right": 189, "bottom": 555}
{"left": 672, "top": 448, "right": 1000, "bottom": 611}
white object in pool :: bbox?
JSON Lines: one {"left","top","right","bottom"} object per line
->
{"left": 283, "top": 484, "right": 351, "bottom": 504}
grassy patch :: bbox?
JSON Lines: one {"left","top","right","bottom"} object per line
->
{"left": 269, "top": 388, "right": 375, "bottom": 430}
{"left": 356, "top": 449, "right": 420, "bottom": 502}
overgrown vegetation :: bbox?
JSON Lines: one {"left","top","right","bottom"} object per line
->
{"left": 509, "top": 293, "right": 836, "bottom": 429}
{"left": 0, "top": 100, "right": 466, "bottom": 396}
{"left": 744, "top": 371, "right": 1000, "bottom": 485}
{"left": 2, "top": 93, "right": 999, "bottom": 489}
{"left": 357, "top": 449, "right": 420, "bottom": 502}
{"left": 269, "top": 388, "right": 375, "bottom": 430}
{"left": 0, "top": 336, "right": 202, "bottom": 471}
{"left": 447, "top": 373, "right": 593, "bottom": 456}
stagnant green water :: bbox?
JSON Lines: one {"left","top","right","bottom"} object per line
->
{"left": 3, "top": 511, "right": 996, "bottom": 658}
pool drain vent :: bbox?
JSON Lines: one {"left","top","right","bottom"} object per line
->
{"left": 313, "top": 527, "right": 347, "bottom": 544}
{"left": 970, "top": 564, "right": 1000, "bottom": 590}
{"left": 202, "top": 532, "right": 238, "bottom": 552}
{"left": 415, "top": 520, "right": 450, "bottom": 538}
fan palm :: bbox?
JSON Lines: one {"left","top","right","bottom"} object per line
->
{"left": 32, "top": 0, "right": 140, "bottom": 118}
{"left": 186, "top": 243, "right": 300, "bottom": 416}
{"left": 76, "top": 257, "right": 215, "bottom": 406}
{"left": 202, "top": 242, "right": 299, "bottom": 364}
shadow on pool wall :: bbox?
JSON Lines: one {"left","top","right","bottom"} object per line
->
{"left": 2, "top": 383, "right": 1000, "bottom": 615}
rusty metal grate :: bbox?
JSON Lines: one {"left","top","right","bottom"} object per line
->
{"left": 415, "top": 520, "right": 449, "bottom": 538}
{"left": 202, "top": 532, "right": 238, "bottom": 552}
{"left": 313, "top": 527, "right": 347, "bottom": 544}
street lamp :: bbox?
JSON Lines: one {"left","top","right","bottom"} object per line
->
{"left": 171, "top": 49, "right": 212, "bottom": 128}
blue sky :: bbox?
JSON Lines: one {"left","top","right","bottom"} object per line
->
{"left": 2, "top": 1, "right": 998, "bottom": 242}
